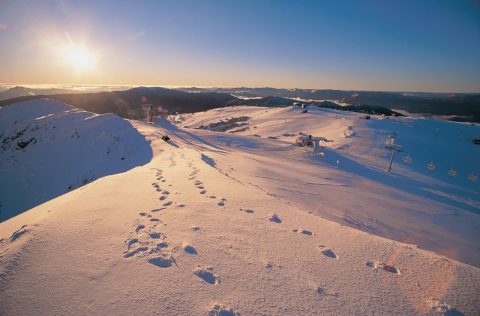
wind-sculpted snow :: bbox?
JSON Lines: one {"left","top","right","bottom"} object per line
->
{"left": 0, "top": 106, "right": 478, "bottom": 315}
{"left": 0, "top": 99, "right": 152, "bottom": 220}
{"left": 179, "top": 105, "right": 480, "bottom": 266}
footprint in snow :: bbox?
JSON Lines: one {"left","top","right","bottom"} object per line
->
{"left": 163, "top": 201, "right": 173, "bottom": 207}
{"left": 240, "top": 208, "right": 254, "bottom": 214}
{"left": 209, "top": 195, "right": 216, "bottom": 199}
{"left": 151, "top": 183, "right": 161, "bottom": 192}
{"left": 155, "top": 241, "right": 169, "bottom": 250}
{"left": 293, "top": 228, "right": 315, "bottom": 236}
{"left": 123, "top": 246, "right": 148, "bottom": 258}
{"left": 135, "top": 224, "right": 145, "bottom": 233}
{"left": 193, "top": 266, "right": 219, "bottom": 285}
{"left": 427, "top": 298, "right": 459, "bottom": 315}
{"left": 151, "top": 207, "right": 166, "bottom": 212}
{"left": 314, "top": 286, "right": 338, "bottom": 297}
{"left": 318, "top": 246, "right": 338, "bottom": 259}
{"left": 200, "top": 190, "right": 207, "bottom": 195}
{"left": 269, "top": 213, "right": 282, "bottom": 223}
{"left": 126, "top": 238, "right": 138, "bottom": 249}
{"left": 10, "top": 225, "right": 30, "bottom": 242}
{"left": 183, "top": 244, "right": 197, "bottom": 254}
{"left": 159, "top": 195, "right": 167, "bottom": 201}
{"left": 191, "top": 226, "right": 201, "bottom": 232}
{"left": 264, "top": 262, "right": 275, "bottom": 269}
{"left": 148, "top": 256, "right": 174, "bottom": 268}
{"left": 162, "top": 190, "right": 170, "bottom": 195}
{"left": 366, "top": 261, "right": 401, "bottom": 275}
{"left": 149, "top": 232, "right": 162, "bottom": 239}
{"left": 207, "top": 304, "right": 239, "bottom": 316}
{"left": 316, "top": 287, "right": 325, "bottom": 295}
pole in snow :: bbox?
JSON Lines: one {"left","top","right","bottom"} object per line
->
{"left": 386, "top": 134, "right": 401, "bottom": 172}
{"left": 387, "top": 146, "right": 398, "bottom": 172}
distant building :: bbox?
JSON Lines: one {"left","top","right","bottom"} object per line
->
{"left": 142, "top": 104, "right": 154, "bottom": 122}
{"left": 157, "top": 107, "right": 168, "bottom": 119}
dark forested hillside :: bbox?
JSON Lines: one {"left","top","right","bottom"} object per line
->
{"left": 0, "top": 87, "right": 237, "bottom": 119}
{"left": 178, "top": 87, "right": 480, "bottom": 122}
{"left": 1, "top": 86, "right": 478, "bottom": 122}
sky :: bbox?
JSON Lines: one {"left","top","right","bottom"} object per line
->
{"left": 0, "top": 0, "right": 479, "bottom": 92}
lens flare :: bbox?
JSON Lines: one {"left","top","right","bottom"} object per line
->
{"left": 65, "top": 44, "right": 96, "bottom": 72}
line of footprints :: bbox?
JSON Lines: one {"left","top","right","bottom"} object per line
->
{"left": 124, "top": 167, "right": 223, "bottom": 284}
{"left": 267, "top": 212, "right": 402, "bottom": 275}
{"left": 123, "top": 167, "right": 401, "bottom": 315}
{"left": 188, "top": 164, "right": 227, "bottom": 207}
{"left": 123, "top": 168, "right": 183, "bottom": 269}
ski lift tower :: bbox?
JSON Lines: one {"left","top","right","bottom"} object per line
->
{"left": 143, "top": 103, "right": 154, "bottom": 122}
{"left": 385, "top": 132, "right": 401, "bottom": 172}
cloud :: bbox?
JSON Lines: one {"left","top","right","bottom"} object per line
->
{"left": 126, "top": 30, "right": 146, "bottom": 42}
{"left": 0, "top": 23, "right": 8, "bottom": 31}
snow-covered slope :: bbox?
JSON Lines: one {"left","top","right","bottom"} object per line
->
{"left": 0, "top": 102, "right": 478, "bottom": 315}
{"left": 0, "top": 99, "right": 152, "bottom": 220}
{"left": 176, "top": 106, "right": 480, "bottom": 266}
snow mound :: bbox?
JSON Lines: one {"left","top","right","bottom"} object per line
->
{"left": 0, "top": 99, "right": 152, "bottom": 220}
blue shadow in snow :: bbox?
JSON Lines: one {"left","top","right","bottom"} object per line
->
{"left": 201, "top": 154, "right": 216, "bottom": 167}
{"left": 311, "top": 149, "right": 479, "bottom": 215}
{"left": 155, "top": 119, "right": 225, "bottom": 152}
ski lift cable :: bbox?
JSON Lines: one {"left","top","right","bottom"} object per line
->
{"left": 399, "top": 148, "right": 478, "bottom": 173}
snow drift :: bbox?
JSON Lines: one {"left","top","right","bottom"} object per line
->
{"left": 0, "top": 99, "right": 152, "bottom": 220}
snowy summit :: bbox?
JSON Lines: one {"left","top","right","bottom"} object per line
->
{"left": 0, "top": 99, "right": 479, "bottom": 315}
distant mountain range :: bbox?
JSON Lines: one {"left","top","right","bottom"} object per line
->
{"left": 177, "top": 87, "right": 480, "bottom": 122}
{"left": 0, "top": 87, "right": 237, "bottom": 119}
{"left": 0, "top": 86, "right": 479, "bottom": 122}
{"left": 0, "top": 86, "right": 77, "bottom": 101}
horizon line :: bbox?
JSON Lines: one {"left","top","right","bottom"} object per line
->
{"left": 1, "top": 82, "right": 479, "bottom": 95}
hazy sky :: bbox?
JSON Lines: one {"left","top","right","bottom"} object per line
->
{"left": 1, "top": 0, "right": 479, "bottom": 92}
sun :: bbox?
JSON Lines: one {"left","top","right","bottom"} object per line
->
{"left": 65, "top": 44, "right": 97, "bottom": 72}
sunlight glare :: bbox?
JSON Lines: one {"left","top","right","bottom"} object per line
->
{"left": 65, "top": 44, "right": 97, "bottom": 72}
